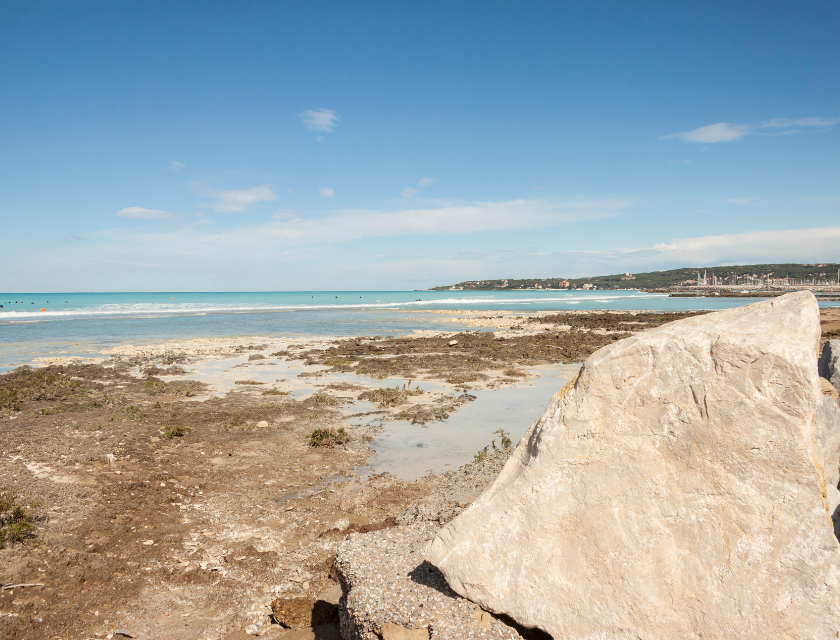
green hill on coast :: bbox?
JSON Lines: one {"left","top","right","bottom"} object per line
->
{"left": 428, "top": 263, "right": 840, "bottom": 291}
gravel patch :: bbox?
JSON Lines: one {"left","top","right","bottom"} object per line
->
{"left": 335, "top": 523, "right": 528, "bottom": 640}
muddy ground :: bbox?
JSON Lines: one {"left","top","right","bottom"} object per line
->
{"left": 1, "top": 308, "right": 838, "bottom": 640}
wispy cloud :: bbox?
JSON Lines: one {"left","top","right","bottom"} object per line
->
{"left": 319, "top": 187, "right": 335, "bottom": 198}
{"left": 116, "top": 207, "right": 175, "bottom": 220}
{"left": 300, "top": 108, "right": 339, "bottom": 133}
{"left": 661, "top": 117, "right": 836, "bottom": 143}
{"left": 193, "top": 183, "right": 277, "bottom": 213}
{"left": 401, "top": 177, "right": 436, "bottom": 198}
{"left": 727, "top": 197, "right": 755, "bottom": 205}
{"left": 263, "top": 197, "right": 629, "bottom": 242}
{"left": 645, "top": 226, "right": 840, "bottom": 265}
{"left": 169, "top": 160, "right": 185, "bottom": 171}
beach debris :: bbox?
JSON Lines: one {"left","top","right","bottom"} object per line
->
{"left": 257, "top": 420, "right": 269, "bottom": 428}
{"left": 106, "top": 453, "right": 116, "bottom": 464}
{"left": 427, "top": 292, "right": 840, "bottom": 638}
{"left": 114, "top": 630, "right": 136, "bottom": 638}
{"left": 820, "top": 339, "right": 840, "bottom": 396}
{"left": 448, "top": 340, "right": 458, "bottom": 346}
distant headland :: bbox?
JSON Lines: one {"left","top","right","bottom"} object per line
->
{"left": 426, "top": 263, "right": 840, "bottom": 293}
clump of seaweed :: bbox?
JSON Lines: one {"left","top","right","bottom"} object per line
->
{"left": 262, "top": 389, "right": 290, "bottom": 396}
{"left": 0, "top": 368, "right": 80, "bottom": 413}
{"left": 311, "top": 393, "right": 339, "bottom": 406}
{"left": 0, "top": 492, "right": 37, "bottom": 548}
{"left": 359, "top": 381, "right": 424, "bottom": 408}
{"left": 165, "top": 426, "right": 191, "bottom": 439}
{"left": 310, "top": 427, "right": 349, "bottom": 448}
{"left": 143, "top": 378, "right": 167, "bottom": 394}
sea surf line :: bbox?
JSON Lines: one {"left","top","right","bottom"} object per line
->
{"left": 2, "top": 290, "right": 837, "bottom": 371}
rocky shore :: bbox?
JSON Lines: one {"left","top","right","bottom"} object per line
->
{"left": 2, "top": 305, "right": 840, "bottom": 639}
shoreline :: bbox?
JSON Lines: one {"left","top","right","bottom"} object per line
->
{"left": 2, "top": 306, "right": 839, "bottom": 638}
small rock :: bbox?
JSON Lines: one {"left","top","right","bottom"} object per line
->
{"left": 475, "top": 610, "right": 493, "bottom": 629}
{"left": 245, "top": 623, "right": 259, "bottom": 635}
{"left": 271, "top": 597, "right": 339, "bottom": 629}
{"left": 820, "top": 339, "right": 840, "bottom": 396}
{"left": 448, "top": 340, "right": 458, "bottom": 346}
{"left": 821, "top": 377, "right": 839, "bottom": 402}
{"left": 257, "top": 420, "right": 269, "bottom": 428}
{"left": 380, "top": 622, "right": 429, "bottom": 640}
{"left": 142, "top": 540, "right": 154, "bottom": 545}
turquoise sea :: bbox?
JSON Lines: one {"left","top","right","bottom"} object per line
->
{"left": 1, "top": 290, "right": 836, "bottom": 370}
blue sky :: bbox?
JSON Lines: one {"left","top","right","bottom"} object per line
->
{"left": 1, "top": 1, "right": 838, "bottom": 291}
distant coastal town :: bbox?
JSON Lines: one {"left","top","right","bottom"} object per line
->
{"left": 428, "top": 262, "right": 840, "bottom": 293}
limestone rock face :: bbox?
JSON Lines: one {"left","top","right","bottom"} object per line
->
{"left": 427, "top": 292, "right": 840, "bottom": 639}
{"left": 820, "top": 339, "right": 840, "bottom": 396}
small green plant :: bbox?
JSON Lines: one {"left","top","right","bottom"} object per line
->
{"left": 0, "top": 492, "right": 37, "bottom": 549}
{"left": 171, "top": 384, "right": 197, "bottom": 397}
{"left": 234, "top": 380, "right": 265, "bottom": 385}
{"left": 324, "top": 357, "right": 354, "bottom": 367}
{"left": 473, "top": 445, "right": 489, "bottom": 462}
{"left": 86, "top": 424, "right": 102, "bottom": 432}
{"left": 491, "top": 429, "right": 512, "bottom": 450}
{"left": 143, "top": 379, "right": 166, "bottom": 394}
{"left": 226, "top": 417, "right": 245, "bottom": 429}
{"left": 262, "top": 389, "right": 290, "bottom": 396}
{"left": 359, "top": 383, "right": 424, "bottom": 408}
{"left": 123, "top": 405, "right": 143, "bottom": 418}
{"left": 312, "top": 393, "right": 338, "bottom": 406}
{"left": 310, "top": 427, "right": 349, "bottom": 448}
{"left": 446, "top": 373, "right": 478, "bottom": 385}
{"left": 165, "top": 426, "right": 191, "bottom": 439}
{"left": 39, "top": 407, "right": 62, "bottom": 415}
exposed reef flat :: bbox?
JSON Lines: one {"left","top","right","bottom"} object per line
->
{"left": 2, "top": 306, "right": 839, "bottom": 638}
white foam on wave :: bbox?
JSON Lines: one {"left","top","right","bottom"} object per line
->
{"left": 0, "top": 291, "right": 667, "bottom": 322}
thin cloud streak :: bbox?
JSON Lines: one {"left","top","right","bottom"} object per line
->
{"left": 662, "top": 117, "right": 836, "bottom": 143}
{"left": 299, "top": 108, "right": 339, "bottom": 133}
{"left": 192, "top": 183, "right": 277, "bottom": 213}
{"left": 116, "top": 207, "right": 174, "bottom": 219}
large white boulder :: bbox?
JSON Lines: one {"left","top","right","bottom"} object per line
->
{"left": 427, "top": 292, "right": 840, "bottom": 639}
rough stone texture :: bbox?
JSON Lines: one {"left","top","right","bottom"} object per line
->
{"left": 820, "top": 339, "right": 840, "bottom": 395}
{"left": 334, "top": 524, "right": 529, "bottom": 640}
{"left": 816, "top": 393, "right": 840, "bottom": 541}
{"left": 428, "top": 292, "right": 840, "bottom": 639}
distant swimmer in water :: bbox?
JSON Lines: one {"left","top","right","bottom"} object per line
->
{"left": 172, "top": 297, "right": 174, "bottom": 300}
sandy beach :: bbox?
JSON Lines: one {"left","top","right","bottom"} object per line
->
{"left": 2, "top": 307, "right": 840, "bottom": 639}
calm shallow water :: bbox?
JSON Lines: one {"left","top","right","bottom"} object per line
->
{"left": 2, "top": 289, "right": 826, "bottom": 370}
{"left": 168, "top": 354, "right": 578, "bottom": 480}
{"left": 361, "top": 365, "right": 580, "bottom": 480}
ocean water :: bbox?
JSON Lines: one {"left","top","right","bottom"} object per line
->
{"left": 1, "top": 290, "right": 835, "bottom": 370}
